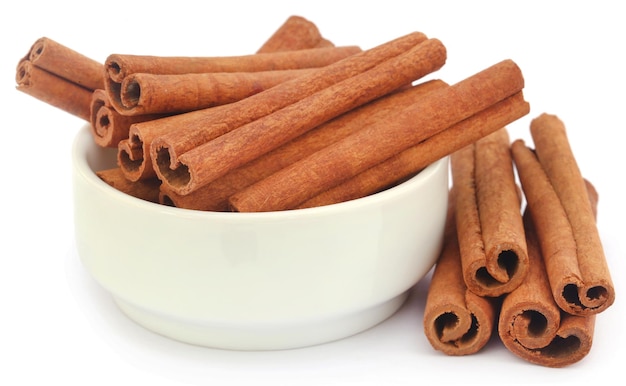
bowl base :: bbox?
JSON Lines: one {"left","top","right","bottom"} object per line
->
{"left": 113, "top": 292, "right": 409, "bottom": 351}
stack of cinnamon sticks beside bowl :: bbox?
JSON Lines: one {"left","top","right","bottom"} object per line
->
{"left": 423, "top": 114, "right": 615, "bottom": 367}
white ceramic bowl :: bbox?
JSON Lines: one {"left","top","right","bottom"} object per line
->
{"left": 72, "top": 124, "right": 449, "bottom": 350}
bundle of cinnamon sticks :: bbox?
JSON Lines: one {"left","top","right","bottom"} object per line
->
{"left": 423, "top": 115, "right": 615, "bottom": 367}
{"left": 15, "top": 15, "right": 614, "bottom": 367}
{"left": 15, "top": 15, "right": 529, "bottom": 211}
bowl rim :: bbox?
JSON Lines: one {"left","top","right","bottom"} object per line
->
{"left": 73, "top": 124, "right": 449, "bottom": 220}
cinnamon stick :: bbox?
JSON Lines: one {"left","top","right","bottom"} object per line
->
{"left": 451, "top": 128, "right": 529, "bottom": 298}
{"left": 106, "top": 46, "right": 360, "bottom": 82}
{"left": 137, "top": 31, "right": 428, "bottom": 185}
{"left": 117, "top": 103, "right": 234, "bottom": 181}
{"left": 89, "top": 89, "right": 168, "bottom": 148}
{"left": 423, "top": 188, "right": 499, "bottom": 356}
{"left": 15, "top": 37, "right": 104, "bottom": 121}
{"left": 94, "top": 21, "right": 328, "bottom": 147}
{"left": 16, "top": 60, "right": 93, "bottom": 121}
{"left": 96, "top": 167, "right": 161, "bottom": 203}
{"left": 115, "top": 68, "right": 317, "bottom": 116}
{"left": 117, "top": 32, "right": 362, "bottom": 182}
{"left": 257, "top": 15, "right": 334, "bottom": 53}
{"left": 510, "top": 114, "right": 614, "bottom": 315}
{"left": 229, "top": 59, "right": 525, "bottom": 212}
{"left": 149, "top": 22, "right": 334, "bottom": 188}
{"left": 158, "top": 79, "right": 448, "bottom": 211}
{"left": 298, "top": 91, "right": 530, "bottom": 208}
{"left": 21, "top": 37, "right": 104, "bottom": 91}
{"left": 162, "top": 37, "right": 446, "bottom": 196}
{"left": 104, "top": 46, "right": 361, "bottom": 114}
{"left": 498, "top": 180, "right": 599, "bottom": 367}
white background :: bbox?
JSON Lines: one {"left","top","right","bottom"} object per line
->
{"left": 2, "top": 1, "right": 624, "bottom": 385}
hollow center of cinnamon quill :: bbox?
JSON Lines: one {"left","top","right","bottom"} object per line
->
{"left": 539, "top": 336, "right": 583, "bottom": 359}
{"left": 107, "top": 61, "right": 122, "bottom": 79}
{"left": 15, "top": 62, "right": 30, "bottom": 85}
{"left": 96, "top": 113, "right": 111, "bottom": 136}
{"left": 121, "top": 80, "right": 141, "bottom": 108}
{"left": 435, "top": 312, "right": 478, "bottom": 342}
{"left": 475, "top": 249, "right": 519, "bottom": 287}
{"left": 562, "top": 284, "right": 609, "bottom": 309}
{"left": 29, "top": 41, "right": 46, "bottom": 61}
{"left": 513, "top": 310, "right": 549, "bottom": 344}
{"left": 155, "top": 147, "right": 191, "bottom": 186}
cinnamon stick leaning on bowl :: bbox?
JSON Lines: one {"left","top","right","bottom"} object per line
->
{"left": 451, "top": 128, "right": 529, "bottom": 298}
{"left": 230, "top": 59, "right": 526, "bottom": 212}
{"left": 510, "top": 114, "right": 615, "bottom": 316}
{"left": 498, "top": 180, "right": 600, "bottom": 367}
{"left": 16, "top": 37, "right": 104, "bottom": 121}
{"left": 21, "top": 37, "right": 104, "bottom": 90}
{"left": 16, "top": 61, "right": 94, "bottom": 121}
{"left": 423, "top": 188, "right": 500, "bottom": 356}
{"left": 297, "top": 92, "right": 529, "bottom": 209}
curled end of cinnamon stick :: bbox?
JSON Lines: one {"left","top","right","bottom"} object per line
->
{"left": 424, "top": 189, "right": 498, "bottom": 356}
{"left": 556, "top": 278, "right": 615, "bottom": 316}
{"left": 151, "top": 140, "right": 192, "bottom": 192}
{"left": 553, "top": 178, "right": 615, "bottom": 314}
{"left": 512, "top": 117, "right": 615, "bottom": 316}
{"left": 498, "top": 180, "right": 602, "bottom": 367}
{"left": 117, "top": 129, "right": 156, "bottom": 182}
{"left": 90, "top": 89, "right": 120, "bottom": 148}
{"left": 104, "top": 54, "right": 127, "bottom": 83}
{"left": 28, "top": 37, "right": 48, "bottom": 63}
{"left": 453, "top": 128, "right": 529, "bottom": 298}
{"left": 424, "top": 293, "right": 497, "bottom": 356}
{"left": 499, "top": 305, "right": 595, "bottom": 368}
{"left": 559, "top": 179, "right": 615, "bottom": 315}
{"left": 464, "top": 244, "right": 529, "bottom": 298}
{"left": 15, "top": 60, "right": 32, "bottom": 86}
{"left": 16, "top": 59, "right": 92, "bottom": 121}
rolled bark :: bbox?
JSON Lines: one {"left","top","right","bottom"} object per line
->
{"left": 298, "top": 91, "right": 529, "bottom": 209}
{"left": 230, "top": 59, "right": 525, "bottom": 212}
{"left": 424, "top": 188, "right": 499, "bottom": 356}
{"left": 104, "top": 45, "right": 361, "bottom": 115}
{"left": 116, "top": 68, "right": 317, "bottom": 116}
{"left": 498, "top": 180, "right": 599, "bottom": 367}
{"left": 16, "top": 60, "right": 93, "bottom": 121}
{"left": 136, "top": 31, "right": 428, "bottom": 184}
{"left": 510, "top": 114, "right": 614, "bottom": 316}
{"left": 89, "top": 89, "right": 168, "bottom": 148}
{"left": 159, "top": 79, "right": 448, "bottom": 211}
{"left": 451, "top": 128, "right": 529, "bottom": 297}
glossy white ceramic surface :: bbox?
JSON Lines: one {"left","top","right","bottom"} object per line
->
{"left": 72, "top": 124, "right": 449, "bottom": 350}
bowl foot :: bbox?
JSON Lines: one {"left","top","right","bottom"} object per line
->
{"left": 113, "top": 292, "right": 409, "bottom": 351}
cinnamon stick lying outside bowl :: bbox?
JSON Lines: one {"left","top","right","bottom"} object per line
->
{"left": 423, "top": 188, "right": 500, "bottom": 356}
{"left": 498, "top": 177, "right": 601, "bottom": 368}
{"left": 71, "top": 124, "right": 450, "bottom": 350}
